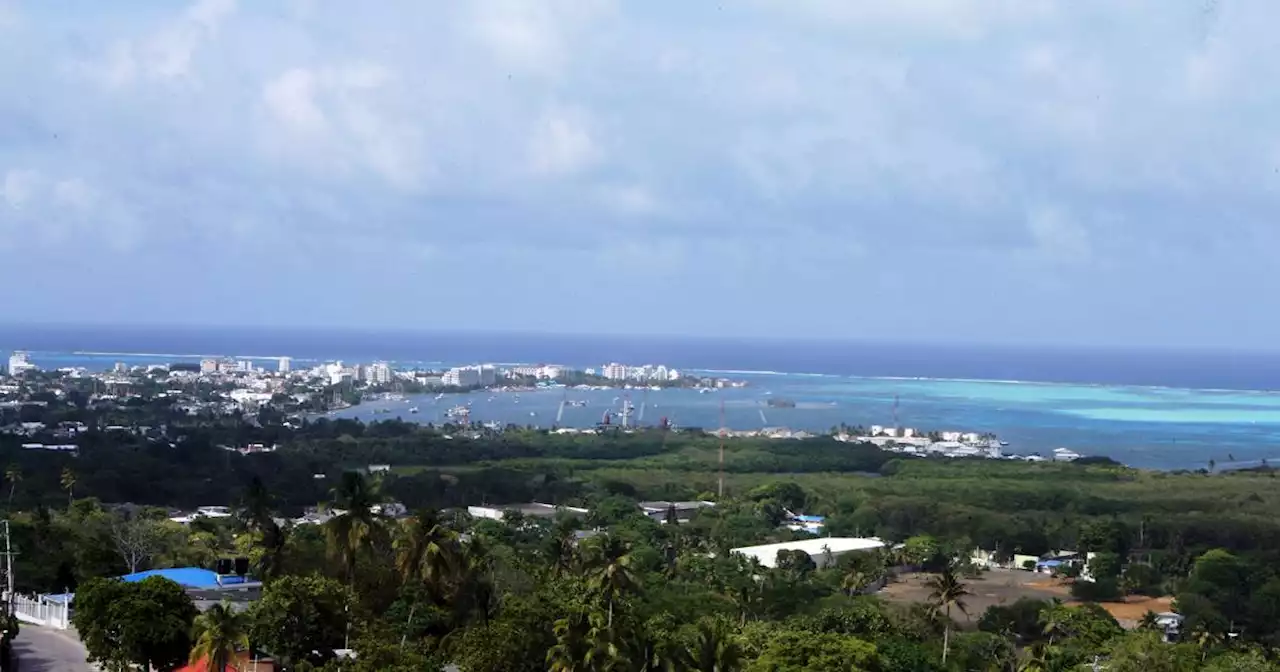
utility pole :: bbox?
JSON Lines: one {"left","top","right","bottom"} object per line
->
{"left": 717, "top": 400, "right": 726, "bottom": 500}
{"left": 2, "top": 520, "right": 12, "bottom": 617}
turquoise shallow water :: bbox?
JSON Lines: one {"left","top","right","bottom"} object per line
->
{"left": 332, "top": 372, "right": 1280, "bottom": 471}
{"left": 18, "top": 346, "right": 1280, "bottom": 471}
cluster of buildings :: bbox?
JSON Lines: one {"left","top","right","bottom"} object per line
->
{"left": 6, "top": 351, "right": 36, "bottom": 377}
{"left": 594, "top": 363, "right": 682, "bottom": 382}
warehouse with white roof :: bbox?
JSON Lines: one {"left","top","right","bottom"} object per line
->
{"left": 731, "top": 537, "right": 886, "bottom": 569}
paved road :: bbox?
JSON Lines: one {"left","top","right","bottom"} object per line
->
{"left": 12, "top": 625, "right": 93, "bottom": 672}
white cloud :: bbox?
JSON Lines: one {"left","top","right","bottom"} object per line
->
{"left": 1, "top": 170, "right": 41, "bottom": 209}
{"left": 754, "top": 0, "right": 1057, "bottom": 39}
{"left": 80, "top": 0, "right": 236, "bottom": 87}
{"left": 259, "top": 64, "right": 426, "bottom": 189}
{"left": 53, "top": 178, "right": 98, "bottom": 211}
{"left": 463, "top": 0, "right": 614, "bottom": 75}
{"left": 1026, "top": 207, "right": 1091, "bottom": 264}
{"left": 527, "top": 107, "right": 600, "bottom": 177}
{"left": 597, "top": 184, "right": 660, "bottom": 216}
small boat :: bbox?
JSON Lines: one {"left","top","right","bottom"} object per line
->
{"left": 409, "top": 407, "right": 419, "bottom": 414}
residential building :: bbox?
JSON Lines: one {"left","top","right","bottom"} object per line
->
{"left": 602, "top": 363, "right": 628, "bottom": 380}
{"left": 442, "top": 365, "right": 496, "bottom": 387}
{"left": 7, "top": 351, "right": 36, "bottom": 377}
{"left": 200, "top": 359, "right": 219, "bottom": 374}
{"left": 366, "top": 361, "right": 393, "bottom": 385}
{"left": 638, "top": 500, "right": 715, "bottom": 523}
{"left": 278, "top": 356, "right": 291, "bottom": 373}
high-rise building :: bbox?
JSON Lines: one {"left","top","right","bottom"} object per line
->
{"left": 278, "top": 357, "right": 292, "bottom": 373}
{"left": 367, "top": 362, "right": 393, "bottom": 385}
{"left": 602, "top": 363, "right": 628, "bottom": 380}
{"left": 442, "top": 365, "right": 494, "bottom": 387}
{"left": 6, "top": 352, "right": 36, "bottom": 377}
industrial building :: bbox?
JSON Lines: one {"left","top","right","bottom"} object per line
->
{"left": 730, "top": 537, "right": 886, "bottom": 569}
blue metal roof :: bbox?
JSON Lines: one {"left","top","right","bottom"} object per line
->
{"left": 120, "top": 567, "right": 253, "bottom": 589}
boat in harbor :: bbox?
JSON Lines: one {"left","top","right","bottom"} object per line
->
{"left": 409, "top": 407, "right": 419, "bottom": 414}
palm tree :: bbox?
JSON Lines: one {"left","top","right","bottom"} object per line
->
{"left": 548, "top": 609, "right": 604, "bottom": 672}
{"left": 1039, "top": 600, "right": 1068, "bottom": 646}
{"left": 394, "top": 510, "right": 458, "bottom": 591}
{"left": 679, "top": 618, "right": 743, "bottom": 672}
{"left": 324, "top": 471, "right": 387, "bottom": 585}
{"left": 1137, "top": 610, "right": 1160, "bottom": 631}
{"left": 4, "top": 464, "right": 21, "bottom": 507}
{"left": 449, "top": 536, "right": 496, "bottom": 626}
{"left": 189, "top": 602, "right": 249, "bottom": 672}
{"left": 545, "top": 516, "right": 580, "bottom": 577}
{"left": 238, "top": 477, "right": 286, "bottom": 581}
{"left": 841, "top": 569, "right": 869, "bottom": 597}
{"left": 1016, "top": 643, "right": 1050, "bottom": 672}
{"left": 60, "top": 467, "right": 76, "bottom": 508}
{"left": 583, "top": 536, "right": 639, "bottom": 629}
{"left": 925, "top": 566, "right": 971, "bottom": 665}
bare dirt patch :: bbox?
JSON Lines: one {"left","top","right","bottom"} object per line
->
{"left": 878, "top": 569, "right": 1173, "bottom": 629}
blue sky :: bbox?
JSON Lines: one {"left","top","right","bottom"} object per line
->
{"left": 1, "top": 0, "right": 1277, "bottom": 349}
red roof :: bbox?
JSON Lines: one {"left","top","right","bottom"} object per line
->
{"left": 176, "top": 658, "right": 235, "bottom": 672}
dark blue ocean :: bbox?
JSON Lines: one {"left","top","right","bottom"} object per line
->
{"left": 5, "top": 324, "right": 1280, "bottom": 470}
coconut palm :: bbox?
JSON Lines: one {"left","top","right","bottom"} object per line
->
{"left": 324, "top": 471, "right": 387, "bottom": 585}
{"left": 549, "top": 609, "right": 617, "bottom": 672}
{"left": 545, "top": 516, "right": 580, "bottom": 577}
{"left": 1039, "top": 600, "right": 1069, "bottom": 646}
{"left": 394, "top": 509, "right": 458, "bottom": 591}
{"left": 189, "top": 602, "right": 249, "bottom": 672}
{"left": 238, "top": 477, "right": 286, "bottom": 581}
{"left": 679, "top": 618, "right": 743, "bottom": 672}
{"left": 583, "top": 535, "right": 639, "bottom": 628}
{"left": 60, "top": 467, "right": 76, "bottom": 508}
{"left": 4, "top": 464, "right": 21, "bottom": 507}
{"left": 841, "top": 569, "right": 869, "bottom": 597}
{"left": 449, "top": 536, "right": 496, "bottom": 626}
{"left": 925, "top": 565, "right": 971, "bottom": 665}
{"left": 1137, "top": 610, "right": 1160, "bottom": 631}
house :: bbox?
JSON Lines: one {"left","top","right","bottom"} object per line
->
{"left": 179, "top": 652, "right": 276, "bottom": 672}
{"left": 1154, "top": 612, "right": 1184, "bottom": 642}
{"left": 637, "top": 501, "right": 715, "bottom": 523}
{"left": 731, "top": 537, "right": 886, "bottom": 569}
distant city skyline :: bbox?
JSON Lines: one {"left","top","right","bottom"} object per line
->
{"left": 3, "top": 1, "right": 1278, "bottom": 349}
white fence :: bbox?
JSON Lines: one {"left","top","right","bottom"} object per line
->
{"left": 12, "top": 594, "right": 70, "bottom": 629}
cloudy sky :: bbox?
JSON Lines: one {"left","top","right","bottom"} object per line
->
{"left": 1, "top": 0, "right": 1276, "bottom": 349}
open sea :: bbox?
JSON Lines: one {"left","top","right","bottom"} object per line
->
{"left": 5, "top": 324, "right": 1280, "bottom": 471}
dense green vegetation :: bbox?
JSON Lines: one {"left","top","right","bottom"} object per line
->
{"left": 8, "top": 401, "right": 1280, "bottom": 669}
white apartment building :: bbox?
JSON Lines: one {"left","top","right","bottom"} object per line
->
{"left": 366, "top": 362, "right": 393, "bottom": 385}
{"left": 278, "top": 357, "right": 291, "bottom": 373}
{"left": 442, "top": 365, "right": 496, "bottom": 387}
{"left": 602, "top": 363, "right": 628, "bottom": 380}
{"left": 6, "top": 352, "right": 36, "bottom": 377}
